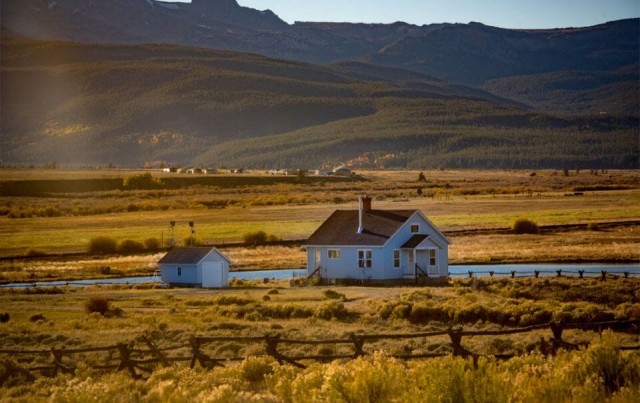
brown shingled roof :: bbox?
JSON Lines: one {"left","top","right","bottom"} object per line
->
{"left": 305, "top": 209, "right": 417, "bottom": 246}
{"left": 158, "top": 247, "right": 216, "bottom": 264}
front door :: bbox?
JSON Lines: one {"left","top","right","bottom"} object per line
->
{"left": 403, "top": 250, "right": 414, "bottom": 276}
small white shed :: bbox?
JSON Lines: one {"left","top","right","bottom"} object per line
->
{"left": 158, "top": 247, "right": 231, "bottom": 288}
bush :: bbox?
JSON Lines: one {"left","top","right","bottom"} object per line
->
{"left": 144, "top": 238, "right": 161, "bottom": 249}
{"left": 587, "top": 222, "right": 600, "bottom": 231}
{"left": 25, "top": 248, "right": 46, "bottom": 257}
{"left": 0, "top": 312, "right": 10, "bottom": 323}
{"left": 123, "top": 173, "right": 163, "bottom": 190}
{"left": 117, "top": 239, "right": 145, "bottom": 254}
{"left": 183, "top": 236, "right": 204, "bottom": 247}
{"left": 88, "top": 236, "right": 117, "bottom": 254}
{"left": 29, "top": 313, "right": 46, "bottom": 322}
{"left": 85, "top": 295, "right": 110, "bottom": 315}
{"left": 512, "top": 218, "right": 539, "bottom": 234}
{"left": 243, "top": 230, "right": 268, "bottom": 246}
{"left": 323, "top": 289, "right": 346, "bottom": 300}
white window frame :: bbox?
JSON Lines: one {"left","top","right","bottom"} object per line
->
{"left": 410, "top": 224, "right": 420, "bottom": 233}
{"left": 393, "top": 249, "right": 400, "bottom": 268}
{"left": 328, "top": 249, "right": 341, "bottom": 259}
{"left": 358, "top": 249, "right": 372, "bottom": 269}
{"left": 429, "top": 249, "right": 437, "bottom": 266}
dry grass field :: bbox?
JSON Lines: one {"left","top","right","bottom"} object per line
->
{"left": 1, "top": 277, "right": 639, "bottom": 401}
{"left": 0, "top": 168, "right": 638, "bottom": 282}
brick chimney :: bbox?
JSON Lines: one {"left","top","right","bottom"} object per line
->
{"left": 357, "top": 195, "right": 372, "bottom": 234}
{"left": 362, "top": 195, "right": 372, "bottom": 212}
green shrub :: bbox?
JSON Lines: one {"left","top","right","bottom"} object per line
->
{"left": 314, "top": 301, "right": 351, "bottom": 321}
{"left": 85, "top": 295, "right": 110, "bottom": 315}
{"left": 587, "top": 222, "right": 600, "bottom": 231}
{"left": 183, "top": 236, "right": 204, "bottom": 246}
{"left": 29, "top": 313, "right": 46, "bottom": 322}
{"left": 117, "top": 239, "right": 145, "bottom": 254}
{"left": 88, "top": 236, "right": 117, "bottom": 254}
{"left": 123, "top": 173, "right": 163, "bottom": 190}
{"left": 243, "top": 230, "right": 268, "bottom": 246}
{"left": 512, "top": 218, "right": 539, "bottom": 234}
{"left": 25, "top": 248, "right": 46, "bottom": 257}
{"left": 322, "top": 289, "right": 346, "bottom": 300}
{"left": 144, "top": 238, "right": 161, "bottom": 249}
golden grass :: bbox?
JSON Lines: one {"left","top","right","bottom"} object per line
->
{"left": 450, "top": 226, "right": 640, "bottom": 264}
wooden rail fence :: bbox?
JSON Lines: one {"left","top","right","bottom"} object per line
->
{"left": 1, "top": 319, "right": 638, "bottom": 379}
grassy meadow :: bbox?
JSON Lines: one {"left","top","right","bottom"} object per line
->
{"left": 1, "top": 277, "right": 639, "bottom": 401}
{"left": 0, "top": 168, "right": 639, "bottom": 282}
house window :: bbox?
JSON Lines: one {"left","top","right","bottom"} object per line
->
{"left": 410, "top": 224, "right": 420, "bottom": 233}
{"left": 177, "top": 267, "right": 182, "bottom": 276}
{"left": 393, "top": 250, "right": 400, "bottom": 268}
{"left": 358, "top": 250, "right": 372, "bottom": 268}
{"left": 429, "top": 250, "right": 437, "bottom": 266}
{"left": 328, "top": 249, "right": 341, "bottom": 259}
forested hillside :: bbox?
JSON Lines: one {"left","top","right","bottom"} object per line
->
{"left": 1, "top": 38, "right": 637, "bottom": 169}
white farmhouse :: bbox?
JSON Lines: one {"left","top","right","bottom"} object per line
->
{"left": 305, "top": 196, "right": 449, "bottom": 283}
{"left": 158, "top": 247, "right": 231, "bottom": 288}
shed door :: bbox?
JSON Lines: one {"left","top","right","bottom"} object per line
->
{"left": 202, "top": 262, "right": 223, "bottom": 288}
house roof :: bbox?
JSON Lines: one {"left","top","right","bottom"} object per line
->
{"left": 306, "top": 209, "right": 417, "bottom": 246}
{"left": 158, "top": 247, "right": 222, "bottom": 264}
{"left": 401, "top": 234, "right": 429, "bottom": 248}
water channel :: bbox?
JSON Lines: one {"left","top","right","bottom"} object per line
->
{"left": 1, "top": 264, "right": 637, "bottom": 288}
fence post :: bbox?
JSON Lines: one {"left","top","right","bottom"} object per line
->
{"left": 265, "top": 334, "right": 283, "bottom": 364}
{"left": 189, "top": 337, "right": 200, "bottom": 368}
{"left": 265, "top": 334, "right": 305, "bottom": 369}
{"left": 143, "top": 335, "right": 170, "bottom": 368}
{"left": 511, "top": 271, "right": 516, "bottom": 278}
{"left": 116, "top": 343, "right": 140, "bottom": 379}
{"left": 350, "top": 333, "right": 366, "bottom": 358}
{"left": 50, "top": 347, "right": 73, "bottom": 377}
{"left": 448, "top": 328, "right": 468, "bottom": 357}
{"left": 549, "top": 322, "right": 565, "bottom": 354}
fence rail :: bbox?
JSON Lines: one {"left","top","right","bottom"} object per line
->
{"left": 1, "top": 319, "right": 638, "bottom": 379}
{"left": 451, "top": 269, "right": 639, "bottom": 279}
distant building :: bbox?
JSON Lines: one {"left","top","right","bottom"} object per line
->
{"left": 332, "top": 166, "right": 353, "bottom": 176}
{"left": 163, "top": 167, "right": 179, "bottom": 173}
{"left": 158, "top": 247, "right": 231, "bottom": 288}
{"left": 305, "top": 196, "right": 449, "bottom": 283}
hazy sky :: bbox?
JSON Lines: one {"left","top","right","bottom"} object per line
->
{"left": 171, "top": 0, "right": 639, "bottom": 29}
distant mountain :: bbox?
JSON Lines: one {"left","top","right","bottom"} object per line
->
{"left": 1, "top": 38, "right": 637, "bottom": 169}
{"left": 2, "top": 1, "right": 637, "bottom": 116}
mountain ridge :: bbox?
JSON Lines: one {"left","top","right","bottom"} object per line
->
{"left": 1, "top": 37, "right": 637, "bottom": 169}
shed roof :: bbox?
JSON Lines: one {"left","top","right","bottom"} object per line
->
{"left": 305, "top": 209, "right": 417, "bottom": 246}
{"left": 158, "top": 247, "right": 225, "bottom": 264}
